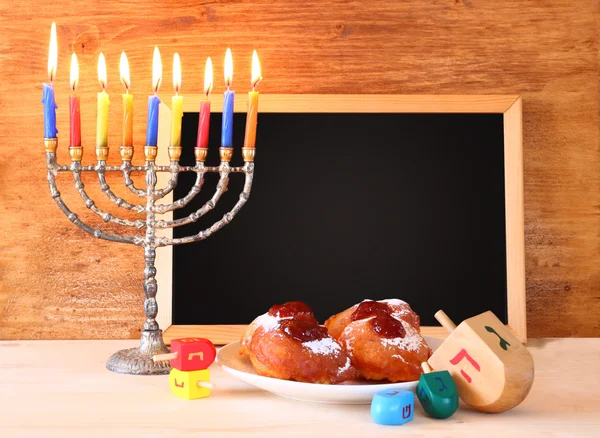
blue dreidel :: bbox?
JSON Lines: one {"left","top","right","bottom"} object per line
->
{"left": 416, "top": 362, "right": 459, "bottom": 419}
{"left": 371, "top": 389, "right": 414, "bottom": 425}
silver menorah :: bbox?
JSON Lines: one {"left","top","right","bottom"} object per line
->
{"left": 45, "top": 140, "right": 255, "bottom": 375}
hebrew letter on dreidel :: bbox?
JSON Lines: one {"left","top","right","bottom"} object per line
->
{"left": 188, "top": 352, "right": 204, "bottom": 361}
{"left": 485, "top": 326, "right": 511, "bottom": 351}
{"left": 435, "top": 376, "right": 448, "bottom": 392}
{"left": 402, "top": 405, "right": 412, "bottom": 419}
{"left": 449, "top": 348, "right": 481, "bottom": 384}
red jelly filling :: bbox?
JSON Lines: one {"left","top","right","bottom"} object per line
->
{"left": 268, "top": 301, "right": 313, "bottom": 319}
{"left": 371, "top": 314, "right": 406, "bottom": 338}
{"left": 351, "top": 300, "right": 390, "bottom": 321}
{"left": 279, "top": 318, "right": 329, "bottom": 342}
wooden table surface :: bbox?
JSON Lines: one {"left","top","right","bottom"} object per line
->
{"left": 1, "top": 338, "right": 598, "bottom": 437}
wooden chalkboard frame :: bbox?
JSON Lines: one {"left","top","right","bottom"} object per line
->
{"left": 154, "top": 94, "right": 525, "bottom": 343}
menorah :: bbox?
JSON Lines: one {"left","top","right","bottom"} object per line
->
{"left": 45, "top": 140, "right": 256, "bottom": 375}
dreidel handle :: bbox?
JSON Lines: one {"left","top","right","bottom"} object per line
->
{"left": 434, "top": 310, "right": 456, "bottom": 333}
{"left": 197, "top": 381, "right": 214, "bottom": 389}
{"left": 421, "top": 361, "right": 433, "bottom": 374}
{"left": 153, "top": 352, "right": 178, "bottom": 362}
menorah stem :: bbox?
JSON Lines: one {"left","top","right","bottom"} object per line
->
{"left": 105, "top": 162, "right": 171, "bottom": 375}
{"left": 143, "top": 163, "right": 159, "bottom": 332}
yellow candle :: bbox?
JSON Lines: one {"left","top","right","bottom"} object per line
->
{"left": 243, "top": 50, "right": 261, "bottom": 149}
{"left": 122, "top": 94, "right": 133, "bottom": 147}
{"left": 120, "top": 52, "right": 133, "bottom": 147}
{"left": 96, "top": 53, "right": 109, "bottom": 148}
{"left": 170, "top": 53, "right": 183, "bottom": 147}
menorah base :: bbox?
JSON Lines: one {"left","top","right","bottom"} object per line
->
{"left": 106, "top": 329, "right": 171, "bottom": 375}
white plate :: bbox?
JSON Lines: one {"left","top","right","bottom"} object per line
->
{"left": 217, "top": 336, "right": 442, "bottom": 404}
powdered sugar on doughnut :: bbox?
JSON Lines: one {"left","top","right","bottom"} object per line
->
{"left": 342, "top": 317, "right": 425, "bottom": 352}
{"left": 379, "top": 321, "right": 424, "bottom": 352}
{"left": 377, "top": 298, "right": 408, "bottom": 307}
{"left": 248, "top": 312, "right": 292, "bottom": 340}
{"left": 303, "top": 337, "right": 342, "bottom": 356}
{"left": 338, "top": 356, "right": 352, "bottom": 374}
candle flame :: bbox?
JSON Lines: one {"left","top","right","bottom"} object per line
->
{"left": 173, "top": 53, "right": 181, "bottom": 93}
{"left": 70, "top": 53, "right": 79, "bottom": 92}
{"left": 152, "top": 46, "right": 162, "bottom": 93}
{"left": 224, "top": 48, "right": 233, "bottom": 88}
{"left": 48, "top": 22, "right": 57, "bottom": 82}
{"left": 120, "top": 52, "right": 130, "bottom": 91}
{"left": 204, "top": 57, "right": 213, "bottom": 96}
{"left": 98, "top": 52, "right": 107, "bottom": 90}
{"left": 251, "top": 50, "right": 262, "bottom": 89}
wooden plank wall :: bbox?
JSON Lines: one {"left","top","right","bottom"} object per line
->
{"left": 0, "top": 0, "right": 597, "bottom": 339}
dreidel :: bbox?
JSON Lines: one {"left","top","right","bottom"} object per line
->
{"left": 153, "top": 338, "right": 217, "bottom": 400}
{"left": 428, "top": 310, "right": 534, "bottom": 413}
{"left": 168, "top": 368, "right": 214, "bottom": 400}
{"left": 153, "top": 337, "right": 217, "bottom": 371}
{"left": 416, "top": 362, "right": 458, "bottom": 419}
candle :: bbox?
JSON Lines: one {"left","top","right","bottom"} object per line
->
{"left": 196, "top": 57, "right": 213, "bottom": 149}
{"left": 222, "top": 48, "right": 234, "bottom": 148}
{"left": 120, "top": 52, "right": 133, "bottom": 147}
{"left": 170, "top": 53, "right": 183, "bottom": 147}
{"left": 69, "top": 53, "right": 81, "bottom": 146}
{"left": 243, "top": 50, "right": 261, "bottom": 149}
{"left": 146, "top": 47, "right": 162, "bottom": 147}
{"left": 96, "top": 53, "right": 109, "bottom": 148}
{"left": 42, "top": 22, "right": 58, "bottom": 139}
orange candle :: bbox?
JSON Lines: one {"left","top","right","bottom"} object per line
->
{"left": 243, "top": 50, "right": 261, "bottom": 149}
{"left": 120, "top": 52, "right": 133, "bottom": 147}
{"left": 196, "top": 57, "right": 212, "bottom": 149}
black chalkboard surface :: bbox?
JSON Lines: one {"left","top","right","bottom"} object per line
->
{"left": 172, "top": 112, "right": 507, "bottom": 327}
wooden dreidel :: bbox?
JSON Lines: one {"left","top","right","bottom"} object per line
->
{"left": 153, "top": 338, "right": 216, "bottom": 371}
{"left": 370, "top": 389, "right": 414, "bottom": 425}
{"left": 428, "top": 310, "right": 534, "bottom": 413}
{"left": 168, "top": 368, "right": 214, "bottom": 400}
{"left": 416, "top": 362, "right": 459, "bottom": 419}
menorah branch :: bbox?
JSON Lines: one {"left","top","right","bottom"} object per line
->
{"left": 123, "top": 163, "right": 149, "bottom": 198}
{"left": 46, "top": 151, "right": 139, "bottom": 245}
{"left": 153, "top": 167, "right": 205, "bottom": 214}
{"left": 158, "top": 162, "right": 254, "bottom": 245}
{"left": 97, "top": 166, "right": 146, "bottom": 214}
{"left": 72, "top": 163, "right": 146, "bottom": 229}
{"left": 154, "top": 164, "right": 230, "bottom": 228}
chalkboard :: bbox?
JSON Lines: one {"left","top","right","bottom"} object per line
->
{"left": 171, "top": 110, "right": 510, "bottom": 329}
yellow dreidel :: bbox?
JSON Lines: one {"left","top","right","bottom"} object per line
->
{"left": 428, "top": 310, "right": 534, "bottom": 413}
{"left": 168, "top": 368, "right": 214, "bottom": 400}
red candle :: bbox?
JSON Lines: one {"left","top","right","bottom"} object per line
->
{"left": 196, "top": 57, "right": 213, "bottom": 149}
{"left": 197, "top": 101, "right": 210, "bottom": 148}
{"left": 69, "top": 53, "right": 82, "bottom": 147}
{"left": 69, "top": 95, "right": 81, "bottom": 146}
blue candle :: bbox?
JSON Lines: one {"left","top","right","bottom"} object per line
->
{"left": 42, "top": 83, "right": 58, "bottom": 138}
{"left": 221, "top": 90, "right": 235, "bottom": 147}
{"left": 221, "top": 48, "right": 234, "bottom": 148}
{"left": 43, "top": 23, "right": 58, "bottom": 139}
{"left": 146, "top": 95, "right": 160, "bottom": 146}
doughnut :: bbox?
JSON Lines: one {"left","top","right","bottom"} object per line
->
{"left": 326, "top": 299, "right": 431, "bottom": 382}
{"left": 240, "top": 301, "right": 358, "bottom": 384}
